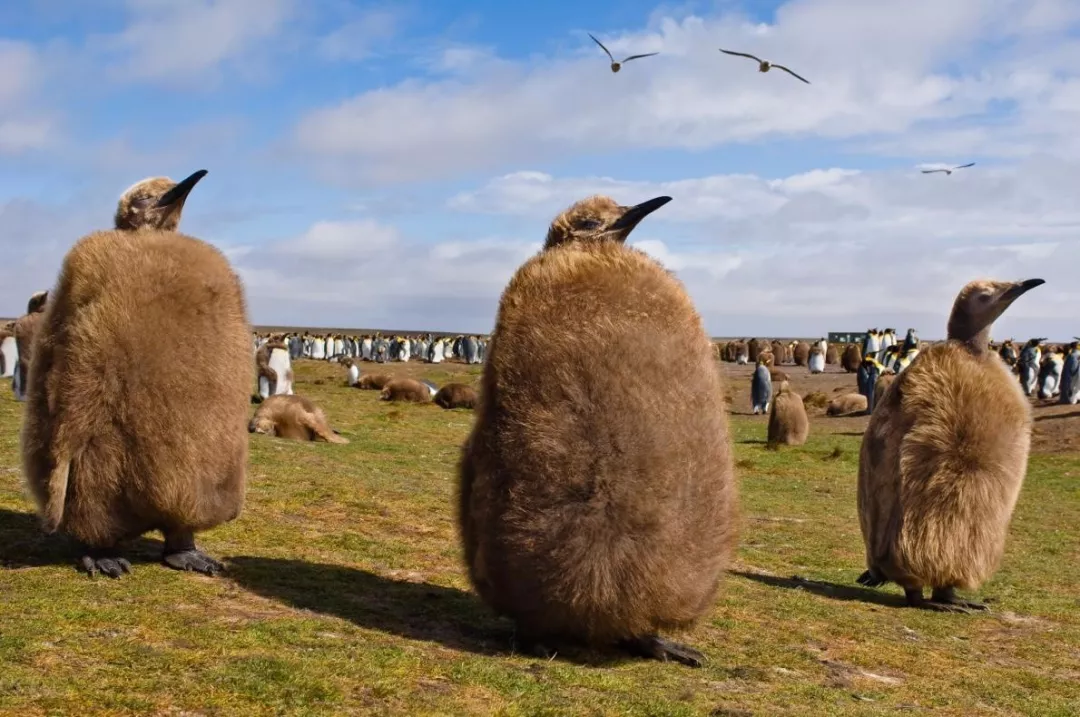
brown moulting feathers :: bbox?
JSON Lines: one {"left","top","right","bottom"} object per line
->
{"left": 434, "top": 382, "right": 478, "bottom": 410}
{"left": 114, "top": 169, "right": 207, "bottom": 232}
{"left": 249, "top": 394, "right": 348, "bottom": 444}
{"left": 857, "top": 278, "right": 1044, "bottom": 612}
{"left": 20, "top": 227, "right": 252, "bottom": 579}
{"left": 457, "top": 193, "right": 738, "bottom": 667}
{"left": 767, "top": 381, "right": 809, "bottom": 446}
{"left": 356, "top": 373, "right": 392, "bottom": 390}
{"left": 379, "top": 378, "right": 432, "bottom": 403}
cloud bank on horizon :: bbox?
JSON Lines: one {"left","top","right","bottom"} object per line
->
{"left": 1, "top": 0, "right": 1079, "bottom": 339}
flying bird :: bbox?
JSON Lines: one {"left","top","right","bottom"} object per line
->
{"left": 588, "top": 33, "right": 658, "bottom": 73}
{"left": 921, "top": 162, "right": 976, "bottom": 175}
{"left": 719, "top": 49, "right": 810, "bottom": 84}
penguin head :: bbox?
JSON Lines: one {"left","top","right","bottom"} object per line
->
{"left": 248, "top": 416, "right": 276, "bottom": 435}
{"left": 114, "top": 169, "right": 208, "bottom": 232}
{"left": 26, "top": 290, "right": 48, "bottom": 314}
{"left": 947, "top": 278, "right": 1045, "bottom": 342}
{"left": 544, "top": 194, "right": 672, "bottom": 249}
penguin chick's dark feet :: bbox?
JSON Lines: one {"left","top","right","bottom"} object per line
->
{"left": 162, "top": 549, "right": 225, "bottom": 576}
{"left": 78, "top": 550, "right": 132, "bottom": 579}
{"left": 510, "top": 631, "right": 557, "bottom": 660}
{"left": 927, "top": 587, "right": 990, "bottom": 614}
{"left": 857, "top": 569, "right": 887, "bottom": 588}
{"left": 620, "top": 635, "right": 705, "bottom": 668}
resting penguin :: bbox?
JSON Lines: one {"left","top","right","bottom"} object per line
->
{"left": 458, "top": 194, "right": 737, "bottom": 667}
{"left": 356, "top": 373, "right": 392, "bottom": 390}
{"left": 792, "top": 341, "right": 810, "bottom": 367}
{"left": 434, "top": 382, "right": 478, "bottom": 410}
{"left": 824, "top": 343, "right": 839, "bottom": 365}
{"left": 21, "top": 218, "right": 251, "bottom": 578}
{"left": 807, "top": 346, "right": 825, "bottom": 374}
{"left": 255, "top": 339, "right": 294, "bottom": 400}
{"left": 857, "top": 355, "right": 884, "bottom": 414}
{"left": 750, "top": 354, "right": 772, "bottom": 415}
{"left": 1059, "top": 341, "right": 1080, "bottom": 405}
{"left": 249, "top": 394, "right": 348, "bottom": 444}
{"left": 379, "top": 378, "right": 431, "bottom": 403}
{"left": 11, "top": 290, "right": 48, "bottom": 401}
{"left": 856, "top": 278, "right": 1044, "bottom": 612}
{"left": 767, "top": 381, "right": 809, "bottom": 446}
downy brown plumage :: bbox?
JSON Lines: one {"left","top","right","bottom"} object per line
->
{"left": 379, "top": 378, "right": 431, "bottom": 403}
{"left": 457, "top": 194, "right": 738, "bottom": 667}
{"left": 841, "top": 343, "right": 862, "bottom": 372}
{"left": 21, "top": 222, "right": 251, "bottom": 579}
{"left": 434, "top": 382, "right": 478, "bottom": 410}
{"left": 857, "top": 278, "right": 1044, "bottom": 612}
{"left": 114, "top": 170, "right": 207, "bottom": 232}
{"left": 767, "top": 380, "right": 809, "bottom": 446}
{"left": 249, "top": 394, "right": 348, "bottom": 444}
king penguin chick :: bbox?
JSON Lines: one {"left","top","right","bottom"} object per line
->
{"left": 114, "top": 169, "right": 208, "bottom": 232}
{"left": 841, "top": 343, "right": 862, "bottom": 373}
{"left": 20, "top": 221, "right": 251, "bottom": 578}
{"left": 856, "top": 278, "right": 1044, "bottom": 612}
{"left": 767, "top": 381, "right": 809, "bottom": 446}
{"left": 249, "top": 394, "right": 348, "bottom": 444}
{"left": 751, "top": 353, "right": 773, "bottom": 414}
{"left": 11, "top": 290, "right": 49, "bottom": 401}
{"left": 457, "top": 194, "right": 738, "bottom": 667}
{"left": 434, "top": 382, "right": 478, "bottom": 410}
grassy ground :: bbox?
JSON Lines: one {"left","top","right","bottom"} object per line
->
{"left": 0, "top": 359, "right": 1078, "bottom": 716}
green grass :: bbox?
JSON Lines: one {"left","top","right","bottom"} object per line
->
{"left": 1, "top": 360, "right": 1078, "bottom": 716}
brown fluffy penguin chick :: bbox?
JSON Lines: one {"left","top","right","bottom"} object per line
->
{"left": 827, "top": 393, "right": 868, "bottom": 416}
{"left": 249, "top": 394, "right": 348, "bottom": 444}
{"left": 874, "top": 371, "right": 896, "bottom": 403}
{"left": 379, "top": 378, "right": 431, "bottom": 403}
{"left": 13, "top": 290, "right": 48, "bottom": 396}
{"left": 434, "top": 382, "right": 478, "bottom": 409}
{"left": 458, "top": 194, "right": 738, "bottom": 668}
{"left": 825, "top": 344, "right": 840, "bottom": 365}
{"left": 857, "top": 278, "right": 1045, "bottom": 613}
{"left": 114, "top": 169, "right": 207, "bottom": 232}
{"left": 792, "top": 341, "right": 810, "bottom": 366}
{"left": 356, "top": 373, "right": 391, "bottom": 390}
{"left": 767, "top": 381, "right": 809, "bottom": 446}
{"left": 20, "top": 228, "right": 252, "bottom": 579}
{"left": 841, "top": 343, "right": 862, "bottom": 372}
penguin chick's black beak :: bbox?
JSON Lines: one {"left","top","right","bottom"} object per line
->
{"left": 155, "top": 169, "right": 208, "bottom": 208}
{"left": 1001, "top": 278, "right": 1045, "bottom": 303}
{"left": 609, "top": 195, "right": 673, "bottom": 233}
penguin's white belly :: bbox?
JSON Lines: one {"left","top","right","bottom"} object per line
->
{"left": 268, "top": 349, "right": 292, "bottom": 395}
{"left": 0, "top": 336, "right": 16, "bottom": 378}
{"left": 347, "top": 365, "right": 359, "bottom": 386}
{"left": 808, "top": 354, "right": 825, "bottom": 373}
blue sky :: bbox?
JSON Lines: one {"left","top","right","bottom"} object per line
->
{"left": 2, "top": 0, "right": 1080, "bottom": 338}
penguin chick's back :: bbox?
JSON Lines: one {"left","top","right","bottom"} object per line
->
{"left": 465, "top": 241, "right": 737, "bottom": 642}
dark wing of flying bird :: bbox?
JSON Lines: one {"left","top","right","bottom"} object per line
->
{"left": 771, "top": 63, "right": 810, "bottom": 84}
{"left": 622, "top": 52, "right": 659, "bottom": 63}
{"left": 588, "top": 33, "right": 615, "bottom": 63}
{"left": 953, "top": 162, "right": 975, "bottom": 170}
{"left": 719, "top": 48, "right": 763, "bottom": 63}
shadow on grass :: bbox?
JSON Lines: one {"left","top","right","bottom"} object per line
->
{"left": 0, "top": 507, "right": 165, "bottom": 569}
{"left": 1035, "top": 410, "right": 1080, "bottom": 422}
{"left": 732, "top": 570, "right": 909, "bottom": 609}
{"left": 226, "top": 556, "right": 657, "bottom": 667}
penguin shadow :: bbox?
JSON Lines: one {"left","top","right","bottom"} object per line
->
{"left": 0, "top": 507, "right": 164, "bottom": 569}
{"left": 225, "top": 556, "right": 659, "bottom": 667}
{"left": 1034, "top": 410, "right": 1080, "bottom": 422}
{"left": 732, "top": 570, "right": 908, "bottom": 609}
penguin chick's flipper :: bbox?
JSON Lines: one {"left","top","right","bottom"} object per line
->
{"left": 78, "top": 549, "right": 133, "bottom": 579}
{"left": 162, "top": 530, "right": 225, "bottom": 576}
{"left": 927, "top": 587, "right": 991, "bottom": 614}
{"left": 619, "top": 634, "right": 705, "bottom": 668}
{"left": 856, "top": 569, "right": 888, "bottom": 588}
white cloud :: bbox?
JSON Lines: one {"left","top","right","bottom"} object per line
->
{"left": 0, "top": 40, "right": 56, "bottom": 153}
{"left": 292, "top": 0, "right": 1080, "bottom": 183}
{"left": 96, "top": 0, "right": 296, "bottom": 85}
{"left": 317, "top": 7, "right": 401, "bottom": 62}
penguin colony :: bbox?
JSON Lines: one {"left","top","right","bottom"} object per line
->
{"left": 0, "top": 30, "right": 1065, "bottom": 675}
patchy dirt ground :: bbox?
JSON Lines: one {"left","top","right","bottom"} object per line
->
{"left": 716, "top": 360, "right": 1080, "bottom": 455}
